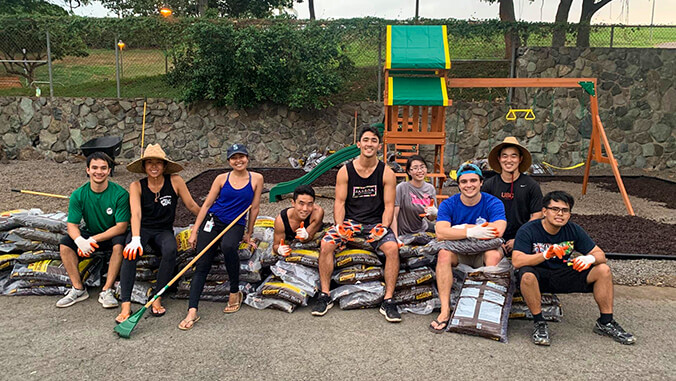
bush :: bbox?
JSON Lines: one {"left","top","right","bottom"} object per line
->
{"left": 167, "top": 20, "right": 354, "bottom": 109}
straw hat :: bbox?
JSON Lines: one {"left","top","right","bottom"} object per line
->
{"left": 488, "top": 137, "right": 532, "bottom": 174}
{"left": 126, "top": 144, "right": 184, "bottom": 174}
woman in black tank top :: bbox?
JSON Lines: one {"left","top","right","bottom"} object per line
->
{"left": 116, "top": 144, "right": 201, "bottom": 324}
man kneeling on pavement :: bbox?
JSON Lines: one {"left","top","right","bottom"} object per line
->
{"left": 512, "top": 190, "right": 636, "bottom": 345}
{"left": 56, "top": 152, "right": 130, "bottom": 308}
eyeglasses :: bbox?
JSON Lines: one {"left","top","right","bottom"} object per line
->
{"left": 545, "top": 206, "right": 571, "bottom": 215}
{"left": 409, "top": 165, "right": 427, "bottom": 172}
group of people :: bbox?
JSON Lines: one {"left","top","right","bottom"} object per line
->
{"left": 55, "top": 126, "right": 635, "bottom": 346}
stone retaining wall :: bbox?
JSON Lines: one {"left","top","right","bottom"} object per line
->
{"left": 0, "top": 47, "right": 673, "bottom": 169}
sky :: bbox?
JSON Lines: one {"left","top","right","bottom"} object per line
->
{"left": 68, "top": 0, "right": 674, "bottom": 25}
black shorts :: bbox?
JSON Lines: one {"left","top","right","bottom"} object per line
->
{"left": 516, "top": 265, "right": 594, "bottom": 294}
{"left": 60, "top": 229, "right": 126, "bottom": 254}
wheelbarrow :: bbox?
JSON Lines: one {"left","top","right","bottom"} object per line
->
{"left": 80, "top": 136, "right": 123, "bottom": 176}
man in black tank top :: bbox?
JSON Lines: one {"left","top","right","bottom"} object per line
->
{"left": 312, "top": 126, "right": 402, "bottom": 323}
{"left": 273, "top": 185, "right": 325, "bottom": 256}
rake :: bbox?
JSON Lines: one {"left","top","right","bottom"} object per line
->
{"left": 114, "top": 205, "right": 251, "bottom": 338}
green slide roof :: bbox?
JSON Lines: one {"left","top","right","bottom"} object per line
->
{"left": 386, "top": 25, "right": 451, "bottom": 70}
{"left": 386, "top": 77, "right": 449, "bottom": 106}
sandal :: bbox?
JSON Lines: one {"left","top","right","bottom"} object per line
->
{"left": 178, "top": 316, "right": 200, "bottom": 331}
{"left": 429, "top": 317, "right": 450, "bottom": 334}
{"left": 149, "top": 304, "right": 166, "bottom": 317}
{"left": 223, "top": 291, "right": 243, "bottom": 314}
{"left": 115, "top": 311, "right": 133, "bottom": 325}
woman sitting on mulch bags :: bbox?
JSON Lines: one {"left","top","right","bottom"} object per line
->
{"left": 391, "top": 155, "right": 438, "bottom": 238}
{"left": 116, "top": 144, "right": 201, "bottom": 324}
{"left": 179, "top": 144, "right": 263, "bottom": 330}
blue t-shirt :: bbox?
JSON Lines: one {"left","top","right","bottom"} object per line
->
{"left": 437, "top": 192, "right": 506, "bottom": 226}
{"left": 513, "top": 219, "right": 596, "bottom": 269}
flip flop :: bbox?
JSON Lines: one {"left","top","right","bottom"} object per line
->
{"left": 178, "top": 316, "right": 200, "bottom": 331}
{"left": 223, "top": 291, "right": 243, "bottom": 314}
{"left": 149, "top": 305, "right": 166, "bottom": 317}
{"left": 429, "top": 318, "right": 450, "bottom": 334}
{"left": 115, "top": 311, "right": 133, "bottom": 325}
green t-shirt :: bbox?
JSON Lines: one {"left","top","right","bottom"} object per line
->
{"left": 67, "top": 181, "right": 131, "bottom": 234}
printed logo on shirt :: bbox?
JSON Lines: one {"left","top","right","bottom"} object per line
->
{"left": 410, "top": 193, "right": 433, "bottom": 206}
{"left": 352, "top": 185, "right": 378, "bottom": 198}
{"left": 532, "top": 241, "right": 574, "bottom": 258}
{"left": 159, "top": 195, "right": 172, "bottom": 207}
{"left": 520, "top": 184, "right": 527, "bottom": 188}
{"left": 106, "top": 207, "right": 113, "bottom": 215}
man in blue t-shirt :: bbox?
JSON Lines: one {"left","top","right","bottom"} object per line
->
{"left": 429, "top": 163, "right": 507, "bottom": 333}
{"left": 513, "top": 190, "right": 636, "bottom": 346}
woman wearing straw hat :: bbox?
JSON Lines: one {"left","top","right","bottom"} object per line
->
{"left": 178, "top": 143, "right": 263, "bottom": 330}
{"left": 482, "top": 136, "right": 543, "bottom": 255}
{"left": 116, "top": 144, "right": 201, "bottom": 324}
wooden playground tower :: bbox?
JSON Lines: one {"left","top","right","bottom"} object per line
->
{"left": 383, "top": 26, "right": 634, "bottom": 215}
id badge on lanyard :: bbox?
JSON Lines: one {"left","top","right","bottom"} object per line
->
{"left": 204, "top": 216, "right": 214, "bottom": 232}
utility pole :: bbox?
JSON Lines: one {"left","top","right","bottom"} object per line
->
{"left": 415, "top": 0, "right": 419, "bottom": 22}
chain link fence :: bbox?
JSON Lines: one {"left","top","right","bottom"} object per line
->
{"left": 0, "top": 20, "right": 674, "bottom": 100}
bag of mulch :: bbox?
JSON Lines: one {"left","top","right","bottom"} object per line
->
{"left": 426, "top": 238, "right": 504, "bottom": 256}
{"left": 177, "top": 280, "right": 255, "bottom": 296}
{"left": 397, "top": 298, "right": 438, "bottom": 315}
{"left": 16, "top": 250, "right": 61, "bottom": 264}
{"left": 113, "top": 280, "right": 155, "bottom": 304}
{"left": 10, "top": 212, "right": 69, "bottom": 234}
{"left": 10, "top": 256, "right": 102, "bottom": 287}
{"left": 174, "top": 227, "right": 193, "bottom": 253}
{"left": 334, "top": 249, "right": 382, "bottom": 269}
{"left": 8, "top": 238, "right": 58, "bottom": 252}
{"left": 135, "top": 268, "right": 157, "bottom": 282}
{"left": 0, "top": 217, "right": 21, "bottom": 232}
{"left": 257, "top": 241, "right": 277, "bottom": 267}
{"left": 447, "top": 259, "right": 514, "bottom": 343}
{"left": 3, "top": 282, "right": 70, "bottom": 296}
{"left": 289, "top": 226, "right": 328, "bottom": 250}
{"left": 0, "top": 243, "right": 20, "bottom": 254}
{"left": 392, "top": 284, "right": 436, "bottom": 305}
{"left": 176, "top": 248, "right": 196, "bottom": 267}
{"left": 330, "top": 281, "right": 385, "bottom": 310}
{"left": 512, "top": 292, "right": 561, "bottom": 306}
{"left": 256, "top": 275, "right": 308, "bottom": 306}
{"left": 244, "top": 293, "right": 296, "bottom": 313}
{"left": 404, "top": 254, "right": 435, "bottom": 269}
{"left": 395, "top": 267, "right": 435, "bottom": 289}
{"left": 332, "top": 266, "right": 384, "bottom": 285}
{"left": 252, "top": 216, "right": 275, "bottom": 242}
{"left": 11, "top": 227, "right": 64, "bottom": 245}
{"left": 0, "top": 254, "right": 20, "bottom": 270}
{"left": 399, "top": 232, "right": 436, "bottom": 246}
{"left": 237, "top": 239, "right": 259, "bottom": 260}
{"left": 270, "top": 260, "right": 320, "bottom": 296}
{"left": 136, "top": 255, "right": 161, "bottom": 269}
{"left": 345, "top": 237, "right": 375, "bottom": 251}
{"left": 285, "top": 249, "right": 319, "bottom": 268}
{"left": 509, "top": 302, "right": 563, "bottom": 322}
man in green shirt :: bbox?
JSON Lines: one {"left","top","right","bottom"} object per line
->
{"left": 56, "top": 152, "right": 130, "bottom": 308}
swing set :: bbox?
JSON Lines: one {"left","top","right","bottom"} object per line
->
{"left": 448, "top": 77, "right": 634, "bottom": 216}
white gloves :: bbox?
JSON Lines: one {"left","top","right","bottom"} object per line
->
{"left": 74, "top": 236, "right": 98, "bottom": 257}
{"left": 423, "top": 205, "right": 438, "bottom": 218}
{"left": 466, "top": 223, "right": 498, "bottom": 240}
{"left": 572, "top": 254, "right": 595, "bottom": 272}
{"left": 123, "top": 236, "right": 143, "bottom": 260}
{"left": 295, "top": 226, "right": 309, "bottom": 240}
{"left": 277, "top": 243, "right": 291, "bottom": 257}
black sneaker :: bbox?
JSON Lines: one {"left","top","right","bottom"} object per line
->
{"left": 593, "top": 319, "right": 636, "bottom": 345}
{"left": 532, "top": 321, "right": 551, "bottom": 346}
{"left": 311, "top": 292, "right": 333, "bottom": 316}
{"left": 379, "top": 299, "right": 402, "bottom": 323}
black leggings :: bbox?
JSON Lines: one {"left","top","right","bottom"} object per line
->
{"left": 188, "top": 214, "right": 245, "bottom": 310}
{"left": 119, "top": 229, "right": 177, "bottom": 303}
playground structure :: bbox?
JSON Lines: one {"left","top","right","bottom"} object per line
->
{"left": 383, "top": 25, "right": 451, "bottom": 199}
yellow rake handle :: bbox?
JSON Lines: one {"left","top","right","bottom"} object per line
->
{"left": 11, "top": 189, "right": 69, "bottom": 199}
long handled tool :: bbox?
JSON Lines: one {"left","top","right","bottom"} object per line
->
{"left": 114, "top": 205, "right": 252, "bottom": 338}
{"left": 11, "top": 189, "right": 69, "bottom": 199}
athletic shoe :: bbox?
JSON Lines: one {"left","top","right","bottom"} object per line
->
{"left": 593, "top": 319, "right": 636, "bottom": 345}
{"left": 56, "top": 287, "right": 89, "bottom": 308}
{"left": 98, "top": 289, "right": 119, "bottom": 309}
{"left": 379, "top": 299, "right": 402, "bottom": 323}
{"left": 532, "top": 321, "right": 551, "bottom": 346}
{"left": 311, "top": 292, "right": 333, "bottom": 316}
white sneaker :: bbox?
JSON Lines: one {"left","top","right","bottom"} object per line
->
{"left": 56, "top": 287, "right": 89, "bottom": 308}
{"left": 98, "top": 289, "right": 118, "bottom": 308}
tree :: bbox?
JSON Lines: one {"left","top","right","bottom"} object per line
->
{"left": 577, "top": 0, "right": 614, "bottom": 47}
{"left": 308, "top": 0, "right": 314, "bottom": 20}
{"left": 551, "top": 0, "right": 572, "bottom": 47}
{"left": 0, "top": 0, "right": 68, "bottom": 15}
{"left": 99, "top": 0, "right": 297, "bottom": 17}
{"left": 481, "top": 0, "right": 521, "bottom": 59}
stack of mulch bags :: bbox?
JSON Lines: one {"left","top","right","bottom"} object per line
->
{"left": 395, "top": 232, "right": 441, "bottom": 314}
{"left": 112, "top": 245, "right": 162, "bottom": 305}
{"left": 0, "top": 209, "right": 103, "bottom": 296}
{"left": 244, "top": 223, "right": 325, "bottom": 313}
{"left": 510, "top": 291, "right": 563, "bottom": 322}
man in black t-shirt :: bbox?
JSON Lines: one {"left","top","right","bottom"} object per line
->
{"left": 312, "top": 126, "right": 401, "bottom": 323}
{"left": 513, "top": 191, "right": 635, "bottom": 346}
{"left": 482, "top": 137, "right": 542, "bottom": 255}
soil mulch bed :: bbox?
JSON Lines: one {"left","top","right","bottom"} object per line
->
{"left": 572, "top": 214, "right": 675, "bottom": 256}
{"left": 176, "top": 168, "right": 675, "bottom": 255}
